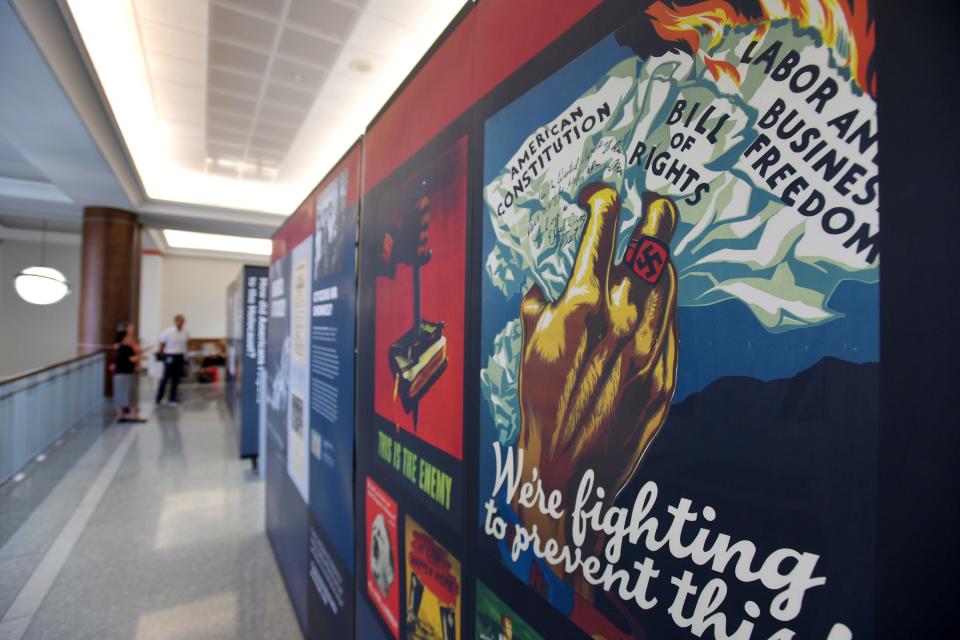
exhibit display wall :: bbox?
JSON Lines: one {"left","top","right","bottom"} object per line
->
{"left": 264, "top": 1, "right": 906, "bottom": 638}
{"left": 268, "top": 143, "right": 361, "bottom": 637}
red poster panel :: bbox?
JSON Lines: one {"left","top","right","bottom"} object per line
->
{"left": 371, "top": 136, "right": 467, "bottom": 461}
{"left": 366, "top": 477, "right": 400, "bottom": 639}
{"left": 363, "top": 0, "right": 603, "bottom": 193}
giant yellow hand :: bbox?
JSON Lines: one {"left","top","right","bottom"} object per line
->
{"left": 515, "top": 183, "right": 679, "bottom": 559}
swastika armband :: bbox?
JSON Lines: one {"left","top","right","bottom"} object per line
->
{"left": 624, "top": 236, "right": 670, "bottom": 284}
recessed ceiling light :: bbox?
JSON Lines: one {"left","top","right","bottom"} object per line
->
{"left": 292, "top": 72, "right": 304, "bottom": 82}
{"left": 163, "top": 229, "right": 272, "bottom": 256}
{"left": 348, "top": 59, "right": 373, "bottom": 74}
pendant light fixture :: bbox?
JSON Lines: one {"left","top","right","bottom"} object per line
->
{"left": 13, "top": 221, "right": 70, "bottom": 305}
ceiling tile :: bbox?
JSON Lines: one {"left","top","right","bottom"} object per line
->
{"left": 207, "top": 108, "right": 255, "bottom": 132}
{"left": 276, "top": 27, "right": 340, "bottom": 67}
{"left": 246, "top": 149, "right": 284, "bottom": 165}
{"left": 208, "top": 89, "right": 258, "bottom": 115}
{"left": 206, "top": 141, "right": 246, "bottom": 157}
{"left": 286, "top": 0, "right": 361, "bottom": 41}
{"left": 140, "top": 19, "right": 206, "bottom": 62}
{"left": 208, "top": 40, "right": 270, "bottom": 74}
{"left": 253, "top": 119, "right": 298, "bottom": 142}
{"left": 262, "top": 82, "right": 316, "bottom": 110}
{"left": 152, "top": 79, "right": 205, "bottom": 111}
{"left": 210, "top": 4, "right": 278, "bottom": 51}
{"left": 344, "top": 12, "right": 413, "bottom": 59}
{"left": 258, "top": 101, "right": 306, "bottom": 127}
{"left": 270, "top": 58, "right": 326, "bottom": 89}
{"left": 208, "top": 68, "right": 262, "bottom": 98}
{"left": 215, "top": 0, "right": 286, "bottom": 20}
{"left": 363, "top": 0, "right": 436, "bottom": 30}
{"left": 250, "top": 135, "right": 289, "bottom": 152}
{"left": 208, "top": 126, "right": 249, "bottom": 145}
{"left": 135, "top": 0, "right": 208, "bottom": 34}
{"left": 162, "top": 119, "right": 205, "bottom": 139}
{"left": 157, "top": 99, "right": 204, "bottom": 124}
{"left": 206, "top": 163, "right": 243, "bottom": 178}
{"left": 146, "top": 52, "right": 205, "bottom": 87}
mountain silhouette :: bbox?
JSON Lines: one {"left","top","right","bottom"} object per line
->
{"left": 607, "top": 357, "right": 878, "bottom": 638}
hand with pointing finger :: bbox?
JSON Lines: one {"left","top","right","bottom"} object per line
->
{"left": 514, "top": 183, "right": 680, "bottom": 558}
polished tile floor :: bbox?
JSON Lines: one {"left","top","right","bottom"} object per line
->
{"left": 0, "top": 384, "right": 303, "bottom": 640}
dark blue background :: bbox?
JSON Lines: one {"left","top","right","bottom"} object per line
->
{"left": 308, "top": 199, "right": 358, "bottom": 568}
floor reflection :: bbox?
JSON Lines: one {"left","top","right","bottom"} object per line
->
{"left": 135, "top": 591, "right": 238, "bottom": 639}
{"left": 156, "top": 411, "right": 185, "bottom": 468}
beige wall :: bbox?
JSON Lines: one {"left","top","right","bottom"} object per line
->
{"left": 144, "top": 253, "right": 265, "bottom": 346}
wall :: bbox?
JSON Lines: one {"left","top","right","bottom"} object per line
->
{"left": 138, "top": 252, "right": 163, "bottom": 349}
{"left": 139, "top": 253, "right": 266, "bottom": 346}
{"left": 0, "top": 237, "right": 80, "bottom": 377}
{"left": 0, "top": 234, "right": 263, "bottom": 376}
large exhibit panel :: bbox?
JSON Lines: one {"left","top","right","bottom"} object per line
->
{"left": 355, "top": 2, "right": 611, "bottom": 638}
{"left": 267, "top": 192, "right": 316, "bottom": 635}
{"left": 265, "top": 1, "right": 882, "bottom": 639}
{"left": 355, "top": 9, "right": 476, "bottom": 638}
{"left": 307, "top": 143, "right": 362, "bottom": 639}
{"left": 473, "top": 2, "right": 878, "bottom": 640}
{"left": 267, "top": 142, "right": 363, "bottom": 640}
{"left": 359, "top": 1, "right": 879, "bottom": 639}
{"left": 225, "top": 265, "right": 268, "bottom": 461}
{"left": 357, "top": 129, "right": 471, "bottom": 640}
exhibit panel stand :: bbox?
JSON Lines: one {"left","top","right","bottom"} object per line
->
{"left": 225, "top": 265, "right": 269, "bottom": 465}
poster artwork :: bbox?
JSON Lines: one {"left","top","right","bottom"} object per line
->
{"left": 366, "top": 477, "right": 401, "bottom": 638}
{"left": 480, "top": 2, "right": 877, "bottom": 640}
{"left": 315, "top": 170, "right": 351, "bottom": 280}
{"left": 405, "top": 517, "right": 461, "bottom": 640}
{"left": 293, "top": 259, "right": 310, "bottom": 364}
{"left": 267, "top": 256, "right": 289, "bottom": 462}
{"left": 373, "top": 137, "right": 467, "bottom": 462}
{"left": 287, "top": 242, "right": 312, "bottom": 502}
{"left": 475, "top": 581, "right": 543, "bottom": 640}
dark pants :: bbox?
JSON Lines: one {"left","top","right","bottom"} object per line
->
{"left": 155, "top": 354, "right": 185, "bottom": 403}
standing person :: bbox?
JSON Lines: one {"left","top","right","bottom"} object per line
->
{"left": 113, "top": 322, "right": 145, "bottom": 423}
{"left": 155, "top": 314, "right": 189, "bottom": 406}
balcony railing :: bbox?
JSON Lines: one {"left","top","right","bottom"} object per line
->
{"left": 0, "top": 351, "right": 106, "bottom": 486}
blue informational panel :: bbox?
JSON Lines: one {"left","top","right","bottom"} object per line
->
{"left": 225, "top": 265, "right": 268, "bottom": 460}
{"left": 266, "top": 227, "right": 311, "bottom": 635}
{"left": 267, "top": 144, "right": 361, "bottom": 640}
{"left": 307, "top": 149, "right": 360, "bottom": 640}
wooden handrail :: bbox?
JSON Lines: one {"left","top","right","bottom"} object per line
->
{"left": 0, "top": 350, "right": 107, "bottom": 386}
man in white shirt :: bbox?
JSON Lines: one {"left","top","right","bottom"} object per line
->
{"left": 155, "top": 314, "right": 189, "bottom": 406}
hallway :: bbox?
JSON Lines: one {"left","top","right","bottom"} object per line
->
{"left": 0, "top": 385, "right": 303, "bottom": 640}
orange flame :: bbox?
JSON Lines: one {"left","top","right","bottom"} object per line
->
{"left": 646, "top": 0, "right": 876, "bottom": 96}
{"left": 704, "top": 56, "right": 742, "bottom": 83}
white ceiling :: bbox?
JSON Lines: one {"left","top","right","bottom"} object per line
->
{"left": 0, "top": 0, "right": 468, "bottom": 254}
{"left": 58, "top": 0, "right": 469, "bottom": 216}
{"left": 137, "top": 0, "right": 369, "bottom": 181}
